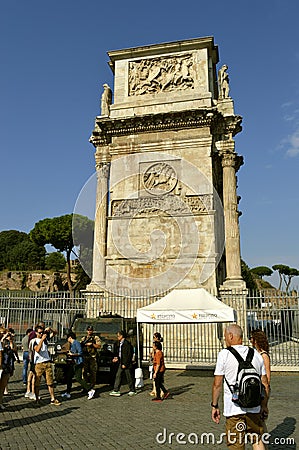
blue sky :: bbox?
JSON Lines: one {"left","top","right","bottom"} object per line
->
{"left": 1, "top": 1, "right": 299, "bottom": 286}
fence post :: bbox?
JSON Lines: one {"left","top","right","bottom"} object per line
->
{"left": 219, "top": 287, "right": 249, "bottom": 339}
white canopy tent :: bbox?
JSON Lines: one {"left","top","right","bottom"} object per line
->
{"left": 136, "top": 288, "right": 236, "bottom": 367}
{"left": 137, "top": 288, "right": 236, "bottom": 324}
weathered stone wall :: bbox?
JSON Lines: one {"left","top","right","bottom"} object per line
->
{"left": 0, "top": 271, "right": 76, "bottom": 292}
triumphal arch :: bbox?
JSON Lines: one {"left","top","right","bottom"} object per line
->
{"left": 88, "top": 36, "right": 246, "bottom": 298}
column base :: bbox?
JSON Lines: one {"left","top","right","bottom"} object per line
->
{"left": 221, "top": 278, "right": 246, "bottom": 289}
{"left": 85, "top": 280, "right": 106, "bottom": 292}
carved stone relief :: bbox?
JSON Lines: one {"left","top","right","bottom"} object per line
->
{"left": 143, "top": 162, "right": 178, "bottom": 195}
{"left": 111, "top": 194, "right": 212, "bottom": 217}
{"left": 128, "top": 54, "right": 194, "bottom": 96}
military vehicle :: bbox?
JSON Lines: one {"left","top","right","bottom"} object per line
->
{"left": 52, "top": 313, "right": 141, "bottom": 385}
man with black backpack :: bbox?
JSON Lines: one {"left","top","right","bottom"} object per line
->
{"left": 211, "top": 324, "right": 269, "bottom": 449}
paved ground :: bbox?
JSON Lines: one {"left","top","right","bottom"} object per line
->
{"left": 0, "top": 364, "right": 298, "bottom": 450}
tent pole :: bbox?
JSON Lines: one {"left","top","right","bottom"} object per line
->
{"left": 137, "top": 321, "right": 141, "bottom": 368}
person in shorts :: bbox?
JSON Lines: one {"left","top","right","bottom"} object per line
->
{"left": 211, "top": 324, "right": 269, "bottom": 449}
{"left": 32, "top": 326, "right": 60, "bottom": 405}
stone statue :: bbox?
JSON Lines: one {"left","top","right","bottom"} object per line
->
{"left": 218, "top": 64, "right": 230, "bottom": 99}
{"left": 101, "top": 83, "right": 112, "bottom": 116}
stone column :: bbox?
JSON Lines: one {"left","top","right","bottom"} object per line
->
{"left": 220, "top": 148, "right": 245, "bottom": 287}
{"left": 87, "top": 148, "right": 110, "bottom": 291}
{"left": 217, "top": 143, "right": 247, "bottom": 337}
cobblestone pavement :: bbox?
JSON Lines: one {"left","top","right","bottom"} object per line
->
{"left": 0, "top": 365, "right": 298, "bottom": 450}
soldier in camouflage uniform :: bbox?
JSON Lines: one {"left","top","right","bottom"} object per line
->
{"left": 80, "top": 326, "right": 101, "bottom": 390}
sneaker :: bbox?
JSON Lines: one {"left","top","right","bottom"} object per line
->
{"left": 109, "top": 391, "right": 121, "bottom": 397}
{"left": 29, "top": 393, "right": 38, "bottom": 400}
{"left": 50, "top": 398, "right": 61, "bottom": 406}
{"left": 152, "top": 398, "right": 163, "bottom": 402}
{"left": 24, "top": 391, "right": 31, "bottom": 398}
{"left": 61, "top": 392, "right": 71, "bottom": 399}
{"left": 128, "top": 391, "right": 137, "bottom": 396}
{"left": 163, "top": 392, "right": 170, "bottom": 400}
{"left": 87, "top": 389, "right": 95, "bottom": 400}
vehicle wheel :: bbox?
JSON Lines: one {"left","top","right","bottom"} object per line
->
{"left": 54, "top": 366, "right": 66, "bottom": 384}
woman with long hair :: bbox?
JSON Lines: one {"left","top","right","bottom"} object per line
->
{"left": 250, "top": 328, "right": 271, "bottom": 448}
{"left": 250, "top": 329, "right": 271, "bottom": 386}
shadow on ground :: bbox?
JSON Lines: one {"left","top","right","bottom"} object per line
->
{"left": 0, "top": 406, "right": 80, "bottom": 432}
{"left": 177, "top": 369, "right": 214, "bottom": 378}
{"left": 269, "top": 417, "right": 297, "bottom": 450}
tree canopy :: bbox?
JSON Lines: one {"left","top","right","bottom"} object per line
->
{"left": 272, "top": 264, "right": 299, "bottom": 293}
{"left": 0, "top": 230, "right": 45, "bottom": 271}
{"left": 30, "top": 214, "right": 74, "bottom": 291}
{"left": 45, "top": 252, "right": 66, "bottom": 271}
{"left": 250, "top": 266, "right": 273, "bottom": 279}
{"left": 30, "top": 214, "right": 94, "bottom": 292}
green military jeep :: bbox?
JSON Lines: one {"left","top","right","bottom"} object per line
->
{"left": 53, "top": 314, "right": 141, "bottom": 385}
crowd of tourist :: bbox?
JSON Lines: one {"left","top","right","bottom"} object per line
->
{"left": 0, "top": 322, "right": 172, "bottom": 410}
{"left": 1, "top": 323, "right": 272, "bottom": 449}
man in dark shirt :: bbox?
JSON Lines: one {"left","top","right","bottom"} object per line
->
{"left": 109, "top": 330, "right": 136, "bottom": 397}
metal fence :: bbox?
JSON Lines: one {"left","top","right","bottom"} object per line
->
{"left": 0, "top": 289, "right": 298, "bottom": 370}
{"left": 0, "top": 291, "right": 86, "bottom": 343}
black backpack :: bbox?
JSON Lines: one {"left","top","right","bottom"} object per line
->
{"left": 225, "top": 346, "right": 262, "bottom": 408}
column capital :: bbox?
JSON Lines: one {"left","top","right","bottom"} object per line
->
{"left": 95, "top": 160, "right": 111, "bottom": 176}
{"left": 95, "top": 146, "right": 111, "bottom": 173}
{"left": 220, "top": 152, "right": 244, "bottom": 172}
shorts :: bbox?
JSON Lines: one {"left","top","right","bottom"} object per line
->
{"left": 34, "top": 362, "right": 54, "bottom": 387}
{"left": 225, "top": 413, "right": 264, "bottom": 449}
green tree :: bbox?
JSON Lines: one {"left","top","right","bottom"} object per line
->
{"left": 72, "top": 261, "right": 91, "bottom": 291}
{"left": 45, "top": 252, "right": 66, "bottom": 271}
{"left": 241, "top": 260, "right": 257, "bottom": 291}
{"left": 72, "top": 214, "right": 94, "bottom": 288}
{"left": 30, "top": 215, "right": 74, "bottom": 291}
{"left": 272, "top": 264, "right": 299, "bottom": 293}
{"left": 250, "top": 266, "right": 273, "bottom": 279}
{"left": 0, "top": 230, "right": 45, "bottom": 271}
{"left": 272, "top": 264, "right": 291, "bottom": 291}
{"left": 284, "top": 267, "right": 299, "bottom": 293}
{"left": 30, "top": 214, "right": 94, "bottom": 292}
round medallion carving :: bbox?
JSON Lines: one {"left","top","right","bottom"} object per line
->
{"left": 143, "top": 162, "right": 177, "bottom": 195}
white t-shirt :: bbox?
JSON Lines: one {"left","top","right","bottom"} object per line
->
{"left": 33, "top": 338, "right": 51, "bottom": 364}
{"left": 214, "top": 345, "right": 266, "bottom": 417}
